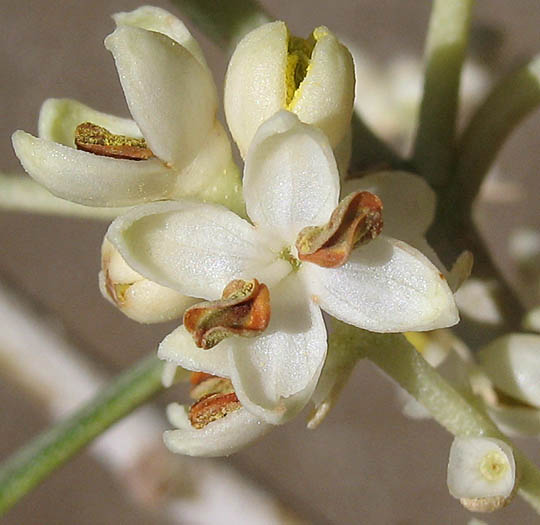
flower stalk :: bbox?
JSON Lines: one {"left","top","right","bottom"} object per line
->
{"left": 456, "top": 55, "right": 540, "bottom": 211}
{"left": 0, "top": 173, "right": 122, "bottom": 220}
{"left": 329, "top": 320, "right": 540, "bottom": 515}
{"left": 0, "top": 355, "right": 165, "bottom": 515}
{"left": 170, "top": 0, "right": 272, "bottom": 51}
{"left": 413, "top": 0, "right": 474, "bottom": 186}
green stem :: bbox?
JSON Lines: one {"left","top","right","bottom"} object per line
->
{"left": 350, "top": 113, "right": 408, "bottom": 172}
{"left": 330, "top": 322, "right": 540, "bottom": 514}
{"left": 0, "top": 355, "right": 165, "bottom": 515}
{"left": 170, "top": 0, "right": 272, "bottom": 51}
{"left": 456, "top": 55, "right": 540, "bottom": 211}
{"left": 0, "top": 174, "right": 123, "bottom": 221}
{"left": 413, "top": 0, "right": 474, "bottom": 186}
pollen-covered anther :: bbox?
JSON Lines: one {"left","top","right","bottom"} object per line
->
{"left": 188, "top": 372, "right": 241, "bottom": 429}
{"left": 183, "top": 279, "right": 271, "bottom": 349}
{"left": 296, "top": 191, "right": 383, "bottom": 268}
{"left": 75, "top": 122, "right": 154, "bottom": 160}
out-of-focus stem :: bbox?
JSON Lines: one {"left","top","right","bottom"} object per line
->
{"left": 456, "top": 55, "right": 540, "bottom": 211}
{"left": 0, "top": 174, "right": 123, "bottom": 220}
{"left": 0, "top": 355, "right": 164, "bottom": 515}
{"left": 413, "top": 0, "right": 474, "bottom": 186}
{"left": 170, "top": 0, "right": 272, "bottom": 51}
{"left": 350, "top": 113, "right": 408, "bottom": 172}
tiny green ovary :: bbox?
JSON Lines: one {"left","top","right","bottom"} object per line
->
{"left": 279, "top": 247, "right": 301, "bottom": 271}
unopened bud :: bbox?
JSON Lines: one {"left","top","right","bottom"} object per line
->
{"left": 478, "top": 334, "right": 540, "bottom": 409}
{"left": 100, "top": 238, "right": 196, "bottom": 323}
{"left": 447, "top": 437, "right": 515, "bottom": 512}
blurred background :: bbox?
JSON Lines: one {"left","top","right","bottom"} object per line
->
{"left": 1, "top": 0, "right": 539, "bottom": 523}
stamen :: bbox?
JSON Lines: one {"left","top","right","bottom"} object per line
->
{"left": 184, "top": 279, "right": 271, "bottom": 349}
{"left": 75, "top": 122, "right": 153, "bottom": 160}
{"left": 296, "top": 191, "right": 383, "bottom": 268}
{"left": 188, "top": 372, "right": 241, "bottom": 429}
{"left": 285, "top": 34, "right": 315, "bottom": 107}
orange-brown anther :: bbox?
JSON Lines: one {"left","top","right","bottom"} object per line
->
{"left": 189, "top": 392, "right": 241, "bottom": 429}
{"left": 75, "top": 122, "right": 154, "bottom": 160}
{"left": 184, "top": 279, "right": 271, "bottom": 349}
{"left": 295, "top": 191, "right": 383, "bottom": 268}
{"left": 188, "top": 372, "right": 241, "bottom": 429}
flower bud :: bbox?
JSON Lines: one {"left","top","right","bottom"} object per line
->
{"left": 224, "top": 21, "right": 355, "bottom": 158}
{"left": 478, "top": 334, "right": 540, "bottom": 408}
{"left": 447, "top": 437, "right": 515, "bottom": 512}
{"left": 100, "top": 238, "right": 196, "bottom": 323}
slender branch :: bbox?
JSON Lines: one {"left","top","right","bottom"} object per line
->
{"left": 350, "top": 113, "right": 409, "bottom": 172}
{"left": 170, "top": 0, "right": 272, "bottom": 51}
{"left": 0, "top": 173, "right": 123, "bottom": 221}
{"left": 456, "top": 55, "right": 540, "bottom": 211}
{"left": 0, "top": 354, "right": 164, "bottom": 515}
{"left": 413, "top": 0, "right": 474, "bottom": 186}
{"left": 330, "top": 321, "right": 540, "bottom": 515}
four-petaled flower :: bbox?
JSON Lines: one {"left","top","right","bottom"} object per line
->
{"left": 12, "top": 6, "right": 242, "bottom": 212}
{"left": 107, "top": 110, "right": 459, "bottom": 454}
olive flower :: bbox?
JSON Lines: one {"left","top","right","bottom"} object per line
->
{"left": 224, "top": 21, "right": 355, "bottom": 159}
{"left": 107, "top": 110, "right": 458, "bottom": 431}
{"left": 12, "top": 6, "right": 241, "bottom": 210}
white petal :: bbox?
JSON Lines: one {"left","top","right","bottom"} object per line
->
{"left": 38, "top": 98, "right": 141, "bottom": 147}
{"left": 164, "top": 406, "right": 272, "bottom": 457}
{"left": 107, "top": 200, "right": 274, "bottom": 300}
{"left": 158, "top": 325, "right": 230, "bottom": 378}
{"left": 305, "top": 236, "right": 459, "bottom": 332}
{"left": 166, "top": 402, "right": 192, "bottom": 429}
{"left": 169, "top": 121, "right": 237, "bottom": 201}
{"left": 12, "top": 131, "right": 173, "bottom": 206}
{"left": 244, "top": 110, "right": 340, "bottom": 244}
{"left": 227, "top": 276, "right": 327, "bottom": 424}
{"left": 224, "top": 21, "right": 287, "bottom": 158}
{"left": 478, "top": 334, "right": 540, "bottom": 408}
{"left": 342, "top": 171, "right": 436, "bottom": 239}
{"left": 162, "top": 363, "right": 180, "bottom": 388}
{"left": 113, "top": 6, "right": 208, "bottom": 69}
{"left": 105, "top": 25, "right": 217, "bottom": 169}
{"left": 447, "top": 437, "right": 515, "bottom": 499}
{"left": 290, "top": 26, "right": 355, "bottom": 148}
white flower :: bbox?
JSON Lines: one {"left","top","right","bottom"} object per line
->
{"left": 11, "top": 6, "right": 241, "bottom": 211}
{"left": 447, "top": 437, "right": 515, "bottom": 511}
{"left": 107, "top": 110, "right": 458, "bottom": 432}
{"left": 224, "top": 21, "right": 355, "bottom": 159}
